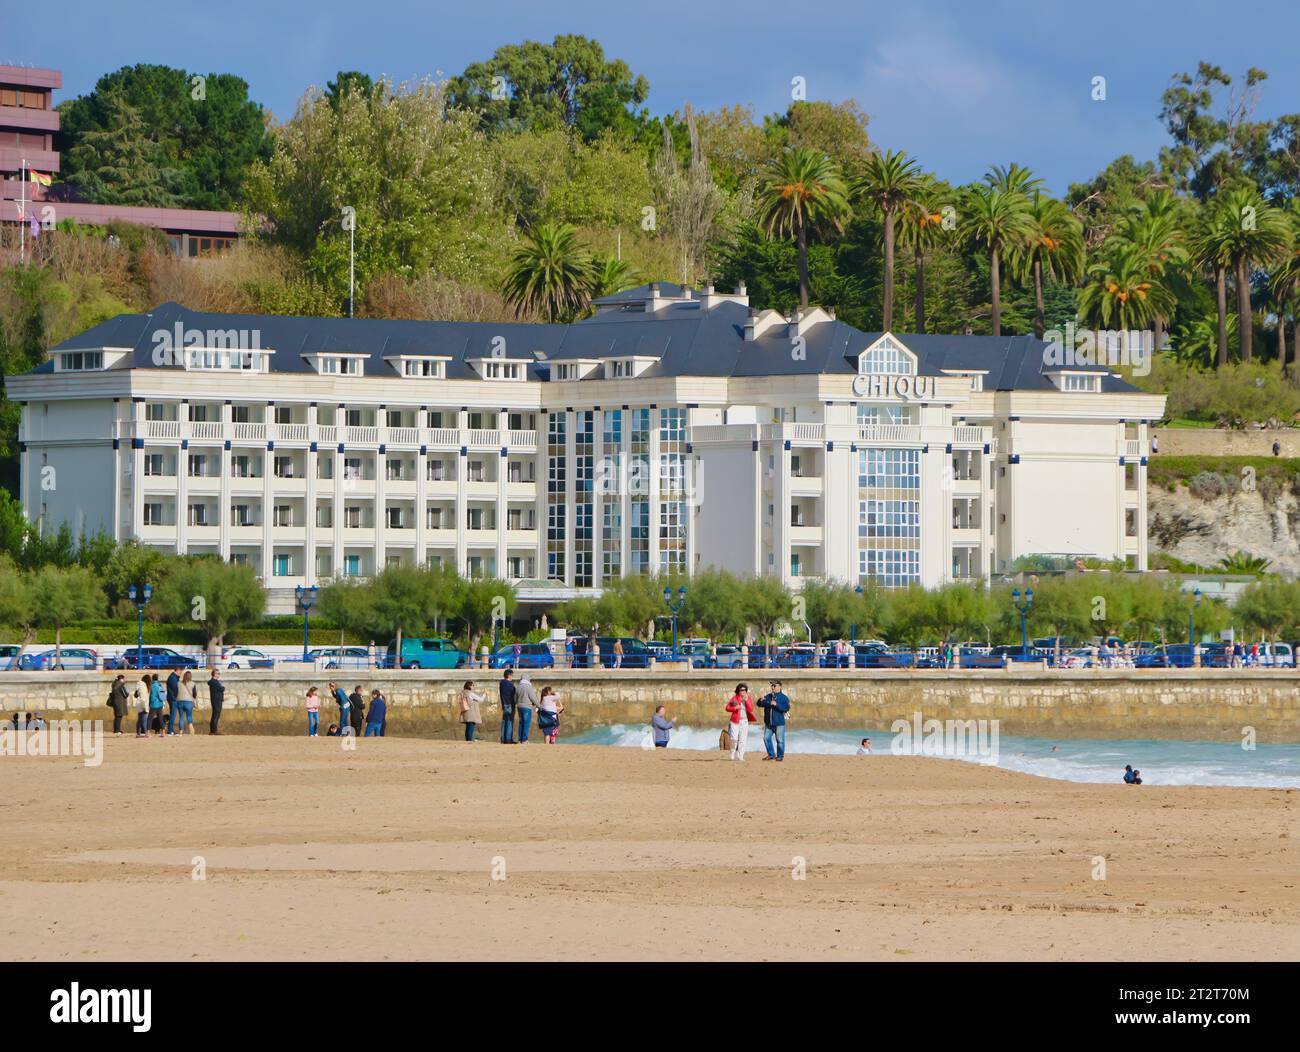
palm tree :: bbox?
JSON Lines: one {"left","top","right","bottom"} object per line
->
{"left": 589, "top": 256, "right": 639, "bottom": 301}
{"left": 1269, "top": 200, "right": 1300, "bottom": 376}
{"left": 1191, "top": 202, "right": 1237, "bottom": 367}
{"left": 897, "top": 181, "right": 950, "bottom": 334}
{"left": 853, "top": 149, "right": 923, "bottom": 330}
{"left": 1010, "top": 193, "right": 1085, "bottom": 337}
{"left": 757, "top": 147, "right": 850, "bottom": 309}
{"left": 986, "top": 162, "right": 1045, "bottom": 197}
{"left": 1170, "top": 309, "right": 1236, "bottom": 368}
{"left": 1077, "top": 243, "right": 1172, "bottom": 333}
{"left": 1114, "top": 191, "right": 1188, "bottom": 354}
{"left": 959, "top": 184, "right": 1035, "bottom": 336}
{"left": 502, "top": 222, "right": 594, "bottom": 322}
{"left": 1198, "top": 187, "right": 1292, "bottom": 363}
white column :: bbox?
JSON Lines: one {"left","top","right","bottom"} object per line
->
{"left": 305, "top": 403, "right": 318, "bottom": 585}
{"left": 218, "top": 402, "right": 231, "bottom": 560}
{"left": 648, "top": 408, "right": 661, "bottom": 573}
{"left": 455, "top": 408, "right": 468, "bottom": 576}
{"left": 496, "top": 409, "right": 508, "bottom": 579}
{"left": 332, "top": 406, "right": 344, "bottom": 577}
{"left": 131, "top": 400, "right": 145, "bottom": 541}
{"left": 591, "top": 408, "right": 604, "bottom": 589}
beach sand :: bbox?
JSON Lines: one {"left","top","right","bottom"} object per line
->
{"left": 1, "top": 735, "right": 1296, "bottom": 961}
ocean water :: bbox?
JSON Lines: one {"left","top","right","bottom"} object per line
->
{"left": 563, "top": 724, "right": 1300, "bottom": 789}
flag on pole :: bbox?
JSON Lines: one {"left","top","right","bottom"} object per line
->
{"left": 29, "top": 170, "right": 52, "bottom": 188}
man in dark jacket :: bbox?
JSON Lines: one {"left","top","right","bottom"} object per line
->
{"left": 207, "top": 669, "right": 225, "bottom": 735}
{"left": 165, "top": 669, "right": 181, "bottom": 735}
{"left": 498, "top": 669, "right": 517, "bottom": 744}
{"left": 109, "top": 675, "right": 130, "bottom": 735}
{"left": 365, "top": 690, "right": 386, "bottom": 736}
{"left": 757, "top": 680, "right": 791, "bottom": 761}
{"left": 349, "top": 686, "right": 365, "bottom": 735}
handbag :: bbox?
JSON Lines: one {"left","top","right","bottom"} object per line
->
{"left": 719, "top": 727, "right": 732, "bottom": 751}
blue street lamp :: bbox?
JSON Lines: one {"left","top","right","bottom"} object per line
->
{"left": 663, "top": 585, "right": 687, "bottom": 659}
{"left": 850, "top": 584, "right": 864, "bottom": 646}
{"left": 1188, "top": 586, "right": 1203, "bottom": 647}
{"left": 1011, "top": 587, "right": 1034, "bottom": 659}
{"left": 127, "top": 583, "right": 152, "bottom": 669}
{"left": 296, "top": 584, "right": 318, "bottom": 662}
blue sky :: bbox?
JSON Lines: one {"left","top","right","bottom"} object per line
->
{"left": 7, "top": 0, "right": 1298, "bottom": 195}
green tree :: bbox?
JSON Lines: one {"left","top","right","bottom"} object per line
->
{"left": 1011, "top": 194, "right": 1085, "bottom": 337}
{"left": 0, "top": 555, "right": 35, "bottom": 659}
{"left": 1234, "top": 578, "right": 1299, "bottom": 641}
{"left": 102, "top": 540, "right": 173, "bottom": 612}
{"left": 757, "top": 148, "right": 850, "bottom": 308}
{"left": 27, "top": 564, "right": 104, "bottom": 664}
{"left": 316, "top": 577, "right": 378, "bottom": 647}
{"left": 897, "top": 179, "right": 953, "bottom": 333}
{"left": 741, "top": 576, "right": 792, "bottom": 649}
{"left": 459, "top": 577, "right": 517, "bottom": 659}
{"left": 365, "top": 565, "right": 452, "bottom": 659}
{"left": 59, "top": 64, "right": 270, "bottom": 210}
{"left": 447, "top": 35, "right": 649, "bottom": 141}
{"left": 502, "top": 222, "right": 594, "bottom": 321}
{"left": 1214, "top": 186, "right": 1293, "bottom": 362}
{"left": 854, "top": 149, "right": 924, "bottom": 330}
{"left": 154, "top": 557, "right": 265, "bottom": 660}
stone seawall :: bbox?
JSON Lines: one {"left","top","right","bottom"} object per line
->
{"left": 1152, "top": 427, "right": 1300, "bottom": 458}
{"left": 3, "top": 668, "right": 1299, "bottom": 742}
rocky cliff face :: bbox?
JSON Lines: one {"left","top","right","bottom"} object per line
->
{"left": 1149, "top": 483, "right": 1300, "bottom": 575}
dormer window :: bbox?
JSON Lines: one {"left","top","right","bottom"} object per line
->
{"left": 184, "top": 348, "right": 270, "bottom": 372}
{"left": 604, "top": 356, "right": 656, "bottom": 378}
{"left": 57, "top": 351, "right": 103, "bottom": 371}
{"left": 1054, "top": 373, "right": 1100, "bottom": 392}
{"left": 554, "top": 363, "right": 580, "bottom": 381}
{"left": 552, "top": 360, "right": 599, "bottom": 381}
{"left": 317, "top": 355, "right": 363, "bottom": 375}
{"left": 401, "top": 359, "right": 446, "bottom": 378}
{"left": 858, "top": 336, "right": 915, "bottom": 376}
{"left": 479, "top": 360, "right": 525, "bottom": 381}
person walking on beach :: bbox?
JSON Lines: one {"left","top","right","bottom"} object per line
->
{"left": 175, "top": 670, "right": 198, "bottom": 735}
{"left": 498, "top": 668, "right": 517, "bottom": 743}
{"left": 757, "top": 680, "right": 790, "bottom": 761}
{"left": 207, "top": 668, "right": 225, "bottom": 735}
{"left": 148, "top": 674, "right": 166, "bottom": 737}
{"left": 364, "top": 690, "right": 386, "bottom": 737}
{"left": 515, "top": 673, "right": 538, "bottom": 743}
{"left": 134, "top": 674, "right": 151, "bottom": 737}
{"left": 460, "top": 681, "right": 484, "bottom": 741}
{"left": 305, "top": 686, "right": 321, "bottom": 736}
{"left": 349, "top": 685, "right": 365, "bottom": 735}
{"left": 538, "top": 686, "right": 563, "bottom": 744}
{"left": 725, "top": 682, "right": 756, "bottom": 761}
{"left": 651, "top": 704, "right": 675, "bottom": 748}
{"left": 108, "top": 674, "right": 130, "bottom": 736}
{"left": 165, "top": 667, "right": 180, "bottom": 735}
{"left": 328, "top": 682, "right": 351, "bottom": 732}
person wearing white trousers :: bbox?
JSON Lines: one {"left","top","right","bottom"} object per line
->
{"left": 726, "top": 684, "right": 756, "bottom": 761}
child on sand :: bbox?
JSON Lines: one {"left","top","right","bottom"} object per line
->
{"left": 537, "top": 686, "right": 563, "bottom": 744}
{"left": 306, "top": 686, "right": 321, "bottom": 736}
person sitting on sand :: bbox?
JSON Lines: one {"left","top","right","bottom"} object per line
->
{"left": 856, "top": 738, "right": 872, "bottom": 755}
{"left": 326, "top": 723, "right": 341, "bottom": 737}
{"left": 537, "top": 686, "right": 563, "bottom": 744}
{"left": 1123, "top": 765, "right": 1142, "bottom": 785}
{"left": 651, "top": 705, "right": 675, "bottom": 749}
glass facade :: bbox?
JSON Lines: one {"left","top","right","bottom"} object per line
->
{"left": 574, "top": 411, "right": 594, "bottom": 587}
{"left": 629, "top": 408, "right": 650, "bottom": 574}
{"left": 546, "top": 412, "right": 566, "bottom": 581}
{"left": 658, "top": 408, "right": 687, "bottom": 574}
{"left": 857, "top": 447, "right": 921, "bottom": 587}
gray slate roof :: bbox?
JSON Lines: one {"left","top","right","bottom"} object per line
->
{"left": 42, "top": 299, "right": 1140, "bottom": 394}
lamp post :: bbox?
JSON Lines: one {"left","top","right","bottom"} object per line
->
{"left": 127, "top": 583, "right": 152, "bottom": 669}
{"left": 663, "top": 585, "right": 687, "bottom": 660}
{"left": 1011, "top": 587, "right": 1034, "bottom": 659}
{"left": 296, "top": 584, "right": 318, "bottom": 663}
{"left": 1188, "top": 586, "right": 1202, "bottom": 647}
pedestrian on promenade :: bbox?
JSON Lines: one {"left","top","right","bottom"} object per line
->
{"left": 165, "top": 668, "right": 180, "bottom": 735}
{"left": 651, "top": 705, "right": 675, "bottom": 749}
{"left": 108, "top": 674, "right": 130, "bottom": 736}
{"left": 175, "top": 670, "right": 198, "bottom": 735}
{"left": 613, "top": 639, "right": 624, "bottom": 668}
{"left": 460, "top": 680, "right": 484, "bottom": 741}
{"left": 725, "top": 682, "right": 756, "bottom": 761}
{"left": 757, "top": 680, "right": 791, "bottom": 762}
{"left": 515, "top": 673, "right": 538, "bottom": 743}
{"left": 538, "top": 686, "right": 563, "bottom": 744}
{"left": 498, "top": 668, "right": 517, "bottom": 744}
{"left": 207, "top": 668, "right": 225, "bottom": 735}
{"left": 305, "top": 686, "right": 321, "bottom": 736}
{"left": 364, "top": 690, "right": 386, "bottom": 737}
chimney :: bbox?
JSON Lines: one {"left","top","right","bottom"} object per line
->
{"left": 647, "top": 282, "right": 662, "bottom": 312}
{"left": 744, "top": 308, "right": 759, "bottom": 342}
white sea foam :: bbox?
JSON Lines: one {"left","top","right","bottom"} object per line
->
{"left": 565, "top": 724, "right": 1300, "bottom": 788}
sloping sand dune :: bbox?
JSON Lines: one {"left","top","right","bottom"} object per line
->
{"left": 1, "top": 736, "right": 1296, "bottom": 961}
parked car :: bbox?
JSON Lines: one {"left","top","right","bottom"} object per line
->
{"left": 307, "top": 646, "right": 371, "bottom": 669}
{"left": 644, "top": 641, "right": 672, "bottom": 660}
{"left": 854, "top": 643, "right": 908, "bottom": 669}
{"left": 0, "top": 644, "right": 22, "bottom": 670}
{"left": 709, "top": 643, "right": 746, "bottom": 669}
{"left": 490, "top": 643, "right": 554, "bottom": 669}
{"left": 384, "top": 637, "right": 467, "bottom": 670}
{"left": 18, "top": 647, "right": 99, "bottom": 671}
{"left": 222, "top": 646, "right": 274, "bottom": 669}
{"left": 117, "top": 646, "right": 199, "bottom": 671}
{"left": 957, "top": 645, "right": 1005, "bottom": 668}
{"left": 572, "top": 636, "right": 653, "bottom": 668}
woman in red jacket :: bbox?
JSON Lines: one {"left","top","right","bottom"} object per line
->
{"left": 725, "top": 683, "right": 757, "bottom": 761}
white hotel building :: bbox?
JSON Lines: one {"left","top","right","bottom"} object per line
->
{"left": 10, "top": 283, "right": 1165, "bottom": 610}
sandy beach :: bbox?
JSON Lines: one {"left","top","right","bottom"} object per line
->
{"left": 1, "top": 735, "right": 1296, "bottom": 961}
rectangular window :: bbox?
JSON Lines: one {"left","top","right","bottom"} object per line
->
{"left": 273, "top": 554, "right": 291, "bottom": 577}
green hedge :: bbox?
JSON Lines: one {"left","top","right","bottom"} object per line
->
{"left": 0, "top": 621, "right": 371, "bottom": 646}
